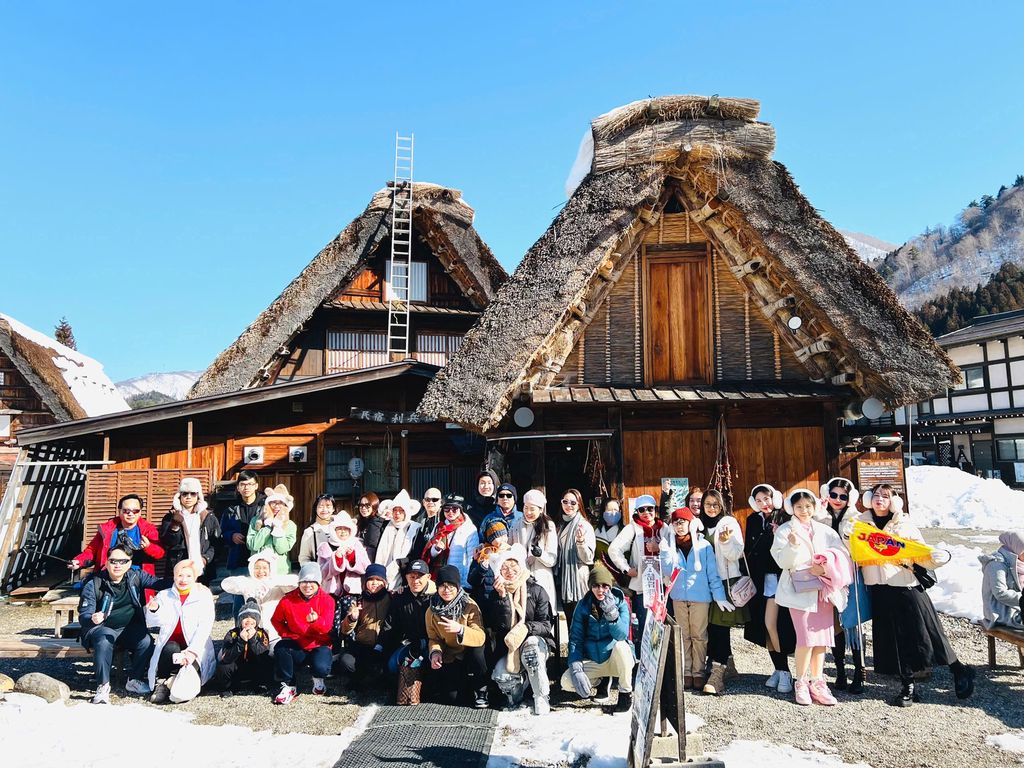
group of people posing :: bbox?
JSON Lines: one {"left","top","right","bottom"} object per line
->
{"left": 73, "top": 469, "right": 990, "bottom": 713}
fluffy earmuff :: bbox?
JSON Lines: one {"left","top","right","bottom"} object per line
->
{"left": 862, "top": 489, "right": 904, "bottom": 514}
{"left": 783, "top": 487, "right": 824, "bottom": 517}
{"left": 748, "top": 484, "right": 784, "bottom": 512}
{"left": 819, "top": 477, "right": 860, "bottom": 509}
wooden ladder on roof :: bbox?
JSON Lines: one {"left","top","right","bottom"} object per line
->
{"left": 387, "top": 133, "right": 415, "bottom": 361}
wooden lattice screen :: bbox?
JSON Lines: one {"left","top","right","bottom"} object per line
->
{"left": 82, "top": 468, "right": 214, "bottom": 549}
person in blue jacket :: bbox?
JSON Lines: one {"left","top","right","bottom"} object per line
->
{"left": 560, "top": 561, "right": 634, "bottom": 712}
{"left": 660, "top": 507, "right": 733, "bottom": 691}
{"left": 480, "top": 482, "right": 522, "bottom": 537}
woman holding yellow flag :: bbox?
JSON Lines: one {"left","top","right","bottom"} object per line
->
{"left": 845, "top": 483, "right": 975, "bottom": 707}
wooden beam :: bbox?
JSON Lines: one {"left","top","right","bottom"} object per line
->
{"left": 186, "top": 420, "right": 193, "bottom": 469}
{"left": 796, "top": 338, "right": 833, "bottom": 363}
{"left": 102, "top": 435, "right": 110, "bottom": 463}
{"left": 730, "top": 258, "right": 763, "bottom": 279}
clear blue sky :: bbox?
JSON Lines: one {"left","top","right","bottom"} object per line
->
{"left": 2, "top": 2, "right": 1022, "bottom": 381}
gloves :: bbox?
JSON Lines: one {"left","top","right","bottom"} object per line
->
{"left": 530, "top": 544, "right": 542, "bottom": 558}
{"left": 597, "top": 593, "right": 620, "bottom": 623}
{"left": 570, "top": 661, "right": 593, "bottom": 698}
{"left": 715, "top": 599, "right": 735, "bottom": 612}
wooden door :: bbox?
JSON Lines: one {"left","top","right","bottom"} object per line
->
{"left": 645, "top": 250, "right": 711, "bottom": 385}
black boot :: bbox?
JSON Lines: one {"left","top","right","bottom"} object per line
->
{"left": 596, "top": 677, "right": 613, "bottom": 701}
{"left": 848, "top": 665, "right": 865, "bottom": 695}
{"left": 832, "top": 634, "right": 847, "bottom": 690}
{"left": 892, "top": 678, "right": 920, "bottom": 707}
{"left": 473, "top": 686, "right": 490, "bottom": 709}
{"left": 613, "top": 690, "right": 632, "bottom": 713}
{"left": 834, "top": 659, "right": 848, "bottom": 691}
{"left": 951, "top": 662, "right": 975, "bottom": 700}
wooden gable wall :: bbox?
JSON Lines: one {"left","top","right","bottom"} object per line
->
{"left": 558, "top": 211, "right": 808, "bottom": 388}
{"left": 0, "top": 350, "right": 58, "bottom": 440}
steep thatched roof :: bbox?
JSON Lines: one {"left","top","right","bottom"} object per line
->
{"left": 0, "top": 313, "right": 128, "bottom": 421}
{"left": 419, "top": 95, "right": 957, "bottom": 432}
{"left": 189, "top": 183, "right": 505, "bottom": 399}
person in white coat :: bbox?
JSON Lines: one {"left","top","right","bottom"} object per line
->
{"left": 146, "top": 559, "right": 216, "bottom": 704}
{"left": 219, "top": 550, "right": 298, "bottom": 653}
{"left": 375, "top": 490, "right": 423, "bottom": 590}
{"left": 510, "top": 489, "right": 558, "bottom": 613}
{"left": 771, "top": 489, "right": 852, "bottom": 707}
{"left": 699, "top": 489, "right": 748, "bottom": 695}
{"left": 422, "top": 494, "right": 479, "bottom": 585}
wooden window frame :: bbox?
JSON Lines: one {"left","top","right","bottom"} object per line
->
{"left": 641, "top": 243, "right": 714, "bottom": 386}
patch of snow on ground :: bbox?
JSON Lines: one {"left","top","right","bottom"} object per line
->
{"left": 987, "top": 731, "right": 1024, "bottom": 754}
{"left": 712, "top": 739, "right": 873, "bottom": 767}
{"left": 489, "top": 707, "right": 631, "bottom": 768}
{"left": 929, "top": 542, "right": 985, "bottom": 622}
{"left": 906, "top": 465, "right": 1024, "bottom": 530}
{"left": 0, "top": 697, "right": 375, "bottom": 768}
{"left": 564, "top": 128, "right": 594, "bottom": 197}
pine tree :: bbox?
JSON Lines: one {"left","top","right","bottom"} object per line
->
{"left": 54, "top": 317, "right": 77, "bottom": 350}
{"left": 980, "top": 194, "right": 995, "bottom": 209}
{"left": 1014, "top": 175, "right": 1024, "bottom": 188}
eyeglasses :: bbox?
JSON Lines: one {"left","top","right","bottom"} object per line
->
{"left": 108, "top": 558, "right": 131, "bottom": 566}
{"left": 423, "top": 497, "right": 441, "bottom": 503}
{"left": 829, "top": 492, "right": 849, "bottom": 501}
{"left": 561, "top": 499, "right": 578, "bottom": 506}
{"left": 238, "top": 481, "right": 258, "bottom": 488}
{"left": 180, "top": 491, "right": 198, "bottom": 497}
{"left": 497, "top": 493, "right": 514, "bottom": 499}
{"left": 637, "top": 506, "right": 655, "bottom": 513}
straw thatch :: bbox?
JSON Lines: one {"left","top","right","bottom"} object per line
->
{"left": 189, "top": 183, "right": 506, "bottom": 399}
{"left": 418, "top": 95, "right": 957, "bottom": 432}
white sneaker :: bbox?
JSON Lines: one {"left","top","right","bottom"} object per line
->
{"left": 765, "top": 670, "right": 781, "bottom": 689}
{"left": 125, "top": 679, "right": 152, "bottom": 696}
{"left": 533, "top": 695, "right": 550, "bottom": 716}
{"left": 312, "top": 677, "right": 326, "bottom": 695}
{"left": 776, "top": 671, "right": 794, "bottom": 694}
{"left": 274, "top": 684, "right": 297, "bottom": 705}
{"left": 92, "top": 683, "right": 111, "bottom": 705}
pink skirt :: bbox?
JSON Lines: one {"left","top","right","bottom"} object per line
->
{"left": 789, "top": 598, "right": 835, "bottom": 648}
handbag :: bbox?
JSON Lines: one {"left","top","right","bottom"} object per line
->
{"left": 912, "top": 563, "right": 937, "bottom": 591}
{"left": 168, "top": 662, "right": 202, "bottom": 703}
{"left": 396, "top": 657, "right": 423, "bottom": 706}
{"left": 791, "top": 567, "right": 823, "bottom": 593}
{"left": 728, "top": 553, "right": 756, "bottom": 608}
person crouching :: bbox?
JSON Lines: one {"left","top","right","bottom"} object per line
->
{"left": 561, "top": 562, "right": 634, "bottom": 712}
{"left": 270, "top": 562, "right": 336, "bottom": 704}
{"left": 426, "top": 564, "right": 488, "bottom": 707}
{"left": 338, "top": 563, "right": 392, "bottom": 686}
{"left": 213, "top": 599, "right": 272, "bottom": 697}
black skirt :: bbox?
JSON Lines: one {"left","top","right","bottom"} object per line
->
{"left": 869, "top": 584, "right": 957, "bottom": 676}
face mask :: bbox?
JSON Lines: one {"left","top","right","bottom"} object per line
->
{"left": 603, "top": 510, "right": 622, "bottom": 526}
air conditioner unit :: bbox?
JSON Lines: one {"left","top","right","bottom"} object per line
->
{"left": 243, "top": 446, "right": 265, "bottom": 465}
{"left": 289, "top": 446, "right": 308, "bottom": 464}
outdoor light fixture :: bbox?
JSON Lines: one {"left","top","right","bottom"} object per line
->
{"left": 243, "top": 446, "right": 265, "bottom": 464}
{"left": 861, "top": 397, "right": 885, "bottom": 420}
{"left": 787, "top": 315, "right": 803, "bottom": 331}
{"left": 348, "top": 457, "right": 365, "bottom": 480}
{"left": 513, "top": 406, "right": 535, "bottom": 428}
{"left": 288, "top": 446, "right": 307, "bottom": 464}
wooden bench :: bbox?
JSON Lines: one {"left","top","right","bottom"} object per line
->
{"left": 50, "top": 596, "right": 79, "bottom": 639}
{"left": 0, "top": 635, "right": 89, "bottom": 658}
{"left": 985, "top": 626, "right": 1024, "bottom": 668}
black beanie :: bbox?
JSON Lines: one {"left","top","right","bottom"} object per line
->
{"left": 437, "top": 565, "right": 462, "bottom": 588}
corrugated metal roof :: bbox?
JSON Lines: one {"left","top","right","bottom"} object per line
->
{"left": 531, "top": 382, "right": 849, "bottom": 404}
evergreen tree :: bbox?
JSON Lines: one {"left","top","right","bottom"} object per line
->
{"left": 54, "top": 317, "right": 77, "bottom": 350}
{"left": 1014, "top": 175, "right": 1024, "bottom": 188}
{"left": 980, "top": 194, "right": 995, "bottom": 209}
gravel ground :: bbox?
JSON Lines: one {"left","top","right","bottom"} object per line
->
{"left": 1, "top": 528, "right": 1021, "bottom": 767}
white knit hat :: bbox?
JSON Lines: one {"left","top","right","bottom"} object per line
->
{"left": 522, "top": 489, "right": 546, "bottom": 509}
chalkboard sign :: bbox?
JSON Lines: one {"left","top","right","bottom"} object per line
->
{"left": 628, "top": 610, "right": 671, "bottom": 768}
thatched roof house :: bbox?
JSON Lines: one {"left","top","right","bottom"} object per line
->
{"left": 420, "top": 95, "right": 957, "bottom": 434}
{"left": 190, "top": 183, "right": 506, "bottom": 398}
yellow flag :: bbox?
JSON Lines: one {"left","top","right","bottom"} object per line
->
{"left": 849, "top": 520, "right": 934, "bottom": 566}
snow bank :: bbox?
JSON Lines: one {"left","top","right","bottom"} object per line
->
{"left": 929, "top": 542, "right": 985, "bottom": 622}
{"left": 987, "top": 731, "right": 1024, "bottom": 754}
{"left": 712, "top": 740, "right": 873, "bottom": 768}
{"left": 564, "top": 128, "right": 594, "bottom": 198}
{"left": 0, "top": 312, "right": 128, "bottom": 416}
{"left": 0, "top": 697, "right": 374, "bottom": 768}
{"left": 905, "top": 465, "right": 1024, "bottom": 530}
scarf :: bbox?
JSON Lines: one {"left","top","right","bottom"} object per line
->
{"left": 558, "top": 513, "right": 588, "bottom": 602}
{"left": 379, "top": 519, "right": 411, "bottom": 566}
{"left": 636, "top": 518, "right": 665, "bottom": 557}
{"left": 424, "top": 516, "right": 463, "bottom": 569}
{"left": 429, "top": 587, "right": 469, "bottom": 621}
{"left": 180, "top": 510, "right": 205, "bottom": 575}
{"left": 500, "top": 569, "right": 531, "bottom": 673}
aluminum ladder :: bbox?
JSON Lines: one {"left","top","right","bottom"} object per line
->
{"left": 386, "top": 133, "right": 415, "bottom": 360}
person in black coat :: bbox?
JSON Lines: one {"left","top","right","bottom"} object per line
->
{"left": 742, "top": 484, "right": 797, "bottom": 694}
{"left": 356, "top": 491, "right": 387, "bottom": 561}
{"left": 158, "top": 478, "right": 221, "bottom": 584}
{"left": 79, "top": 545, "right": 171, "bottom": 704}
{"left": 213, "top": 599, "right": 272, "bottom": 697}
{"left": 380, "top": 559, "right": 437, "bottom": 673}
{"left": 485, "top": 544, "right": 555, "bottom": 715}
{"left": 465, "top": 469, "right": 499, "bottom": 529}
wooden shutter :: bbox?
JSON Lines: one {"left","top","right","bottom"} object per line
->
{"left": 645, "top": 250, "right": 711, "bottom": 385}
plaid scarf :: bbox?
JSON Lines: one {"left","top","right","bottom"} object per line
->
{"left": 429, "top": 587, "right": 469, "bottom": 621}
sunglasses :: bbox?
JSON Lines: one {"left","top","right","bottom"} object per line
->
{"left": 359, "top": 502, "right": 371, "bottom": 507}
{"left": 180, "top": 491, "right": 198, "bottom": 497}
{"left": 829, "top": 492, "right": 849, "bottom": 501}
{"left": 637, "top": 506, "right": 655, "bottom": 513}
{"left": 497, "top": 493, "right": 514, "bottom": 499}
{"left": 561, "top": 499, "right": 578, "bottom": 506}
{"left": 120, "top": 509, "right": 141, "bottom": 515}
{"left": 423, "top": 497, "right": 441, "bottom": 503}
{"left": 108, "top": 558, "right": 132, "bottom": 566}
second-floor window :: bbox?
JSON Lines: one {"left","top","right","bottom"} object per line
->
{"left": 384, "top": 261, "right": 427, "bottom": 303}
{"left": 326, "top": 329, "right": 388, "bottom": 373}
{"left": 415, "top": 332, "right": 463, "bottom": 367}
{"left": 953, "top": 365, "right": 984, "bottom": 391}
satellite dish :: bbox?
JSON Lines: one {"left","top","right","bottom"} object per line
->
{"left": 347, "top": 457, "right": 365, "bottom": 480}
{"left": 513, "top": 406, "right": 535, "bottom": 429}
{"left": 787, "top": 315, "right": 803, "bottom": 331}
{"left": 862, "top": 397, "right": 886, "bottom": 420}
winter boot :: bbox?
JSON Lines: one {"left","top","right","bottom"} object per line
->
{"left": 834, "top": 659, "right": 848, "bottom": 691}
{"left": 724, "top": 655, "right": 739, "bottom": 681}
{"left": 951, "top": 662, "right": 976, "bottom": 700}
{"left": 613, "top": 690, "right": 633, "bottom": 713}
{"left": 892, "top": 679, "right": 919, "bottom": 707}
{"left": 702, "top": 664, "right": 726, "bottom": 695}
{"left": 848, "top": 665, "right": 865, "bottom": 695}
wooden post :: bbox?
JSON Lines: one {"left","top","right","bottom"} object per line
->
{"left": 400, "top": 430, "right": 410, "bottom": 490}
{"left": 186, "top": 420, "right": 193, "bottom": 469}
{"left": 102, "top": 435, "right": 110, "bottom": 464}
{"left": 672, "top": 620, "right": 686, "bottom": 761}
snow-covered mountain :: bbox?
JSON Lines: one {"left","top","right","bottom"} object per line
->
{"left": 116, "top": 371, "right": 201, "bottom": 401}
{"left": 840, "top": 230, "right": 898, "bottom": 263}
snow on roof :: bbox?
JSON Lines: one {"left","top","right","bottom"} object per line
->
{"left": 0, "top": 312, "right": 129, "bottom": 419}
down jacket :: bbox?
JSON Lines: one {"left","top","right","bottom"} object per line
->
{"left": 980, "top": 533, "right": 1024, "bottom": 630}
{"left": 147, "top": 584, "right": 217, "bottom": 688}
{"left": 567, "top": 586, "right": 631, "bottom": 665}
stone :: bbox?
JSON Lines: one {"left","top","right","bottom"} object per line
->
{"left": 0, "top": 673, "right": 14, "bottom": 693}
{"left": 15, "top": 672, "right": 70, "bottom": 703}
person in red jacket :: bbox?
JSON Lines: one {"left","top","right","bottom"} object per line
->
{"left": 70, "top": 494, "right": 165, "bottom": 576}
{"left": 270, "top": 562, "right": 335, "bottom": 704}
